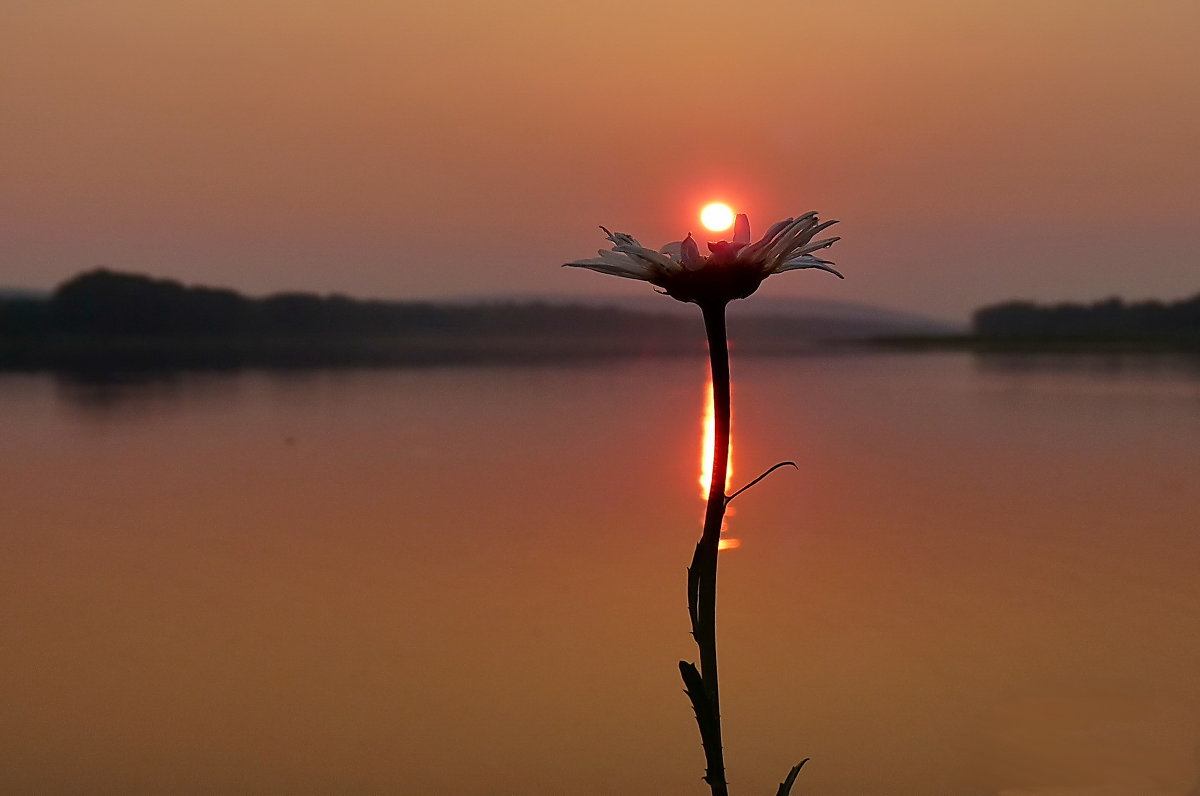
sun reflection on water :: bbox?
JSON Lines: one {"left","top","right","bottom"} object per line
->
{"left": 700, "top": 380, "right": 740, "bottom": 551}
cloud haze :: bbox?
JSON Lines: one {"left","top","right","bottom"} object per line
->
{"left": 2, "top": 0, "right": 1197, "bottom": 319}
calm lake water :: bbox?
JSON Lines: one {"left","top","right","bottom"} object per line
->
{"left": 2, "top": 352, "right": 1199, "bottom": 795}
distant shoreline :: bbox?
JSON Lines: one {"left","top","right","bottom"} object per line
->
{"left": 3, "top": 268, "right": 1197, "bottom": 372}
{"left": 0, "top": 334, "right": 702, "bottom": 372}
{"left": 869, "top": 333, "right": 1200, "bottom": 353}
{"left": 3, "top": 333, "right": 1198, "bottom": 374}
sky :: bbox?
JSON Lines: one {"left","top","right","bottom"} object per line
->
{"left": 2, "top": 0, "right": 1198, "bottom": 321}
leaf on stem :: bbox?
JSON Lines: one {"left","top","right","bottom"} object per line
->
{"left": 686, "top": 547, "right": 702, "bottom": 637}
{"left": 679, "top": 660, "right": 711, "bottom": 723}
{"left": 679, "top": 661, "right": 724, "bottom": 787}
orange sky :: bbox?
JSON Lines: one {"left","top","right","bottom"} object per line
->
{"left": 2, "top": 0, "right": 1198, "bottom": 319}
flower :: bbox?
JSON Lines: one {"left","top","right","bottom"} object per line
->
{"left": 563, "top": 213, "right": 842, "bottom": 305}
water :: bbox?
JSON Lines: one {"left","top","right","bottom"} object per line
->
{"left": 2, "top": 352, "right": 1199, "bottom": 795}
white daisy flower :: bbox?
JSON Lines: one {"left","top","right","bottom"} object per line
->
{"left": 564, "top": 213, "right": 842, "bottom": 304}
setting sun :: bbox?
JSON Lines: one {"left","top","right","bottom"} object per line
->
{"left": 700, "top": 203, "right": 735, "bottom": 232}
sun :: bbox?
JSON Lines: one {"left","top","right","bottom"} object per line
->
{"left": 700, "top": 202, "right": 735, "bottom": 233}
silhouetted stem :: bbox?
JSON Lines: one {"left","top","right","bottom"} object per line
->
{"left": 683, "top": 299, "right": 731, "bottom": 796}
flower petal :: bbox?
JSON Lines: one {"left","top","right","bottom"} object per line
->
{"left": 775, "top": 255, "right": 844, "bottom": 279}
{"left": 563, "top": 256, "right": 655, "bottom": 280}
{"left": 737, "top": 216, "right": 793, "bottom": 262}
{"left": 732, "top": 214, "right": 750, "bottom": 245}
{"left": 681, "top": 234, "right": 704, "bottom": 270}
{"left": 659, "top": 240, "right": 684, "bottom": 260}
{"left": 792, "top": 236, "right": 841, "bottom": 256}
{"left": 762, "top": 216, "right": 821, "bottom": 264}
{"left": 599, "top": 226, "right": 644, "bottom": 249}
{"left": 786, "top": 219, "right": 839, "bottom": 253}
{"left": 613, "top": 243, "right": 683, "bottom": 274}
{"left": 707, "top": 240, "right": 747, "bottom": 260}
{"left": 759, "top": 216, "right": 798, "bottom": 244}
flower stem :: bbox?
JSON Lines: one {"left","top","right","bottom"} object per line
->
{"left": 683, "top": 299, "right": 732, "bottom": 796}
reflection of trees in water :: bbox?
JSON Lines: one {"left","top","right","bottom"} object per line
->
{"left": 50, "top": 369, "right": 370, "bottom": 427}
{"left": 972, "top": 351, "right": 1200, "bottom": 380}
{"left": 52, "top": 370, "right": 241, "bottom": 417}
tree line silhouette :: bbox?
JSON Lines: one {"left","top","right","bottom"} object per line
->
{"left": 973, "top": 294, "right": 1200, "bottom": 339}
{"left": 4, "top": 269, "right": 1198, "bottom": 369}
{"left": 1, "top": 268, "right": 693, "bottom": 340}
{"left": 0, "top": 269, "right": 714, "bottom": 368}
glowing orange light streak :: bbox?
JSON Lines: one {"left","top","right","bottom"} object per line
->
{"left": 700, "top": 380, "right": 740, "bottom": 551}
